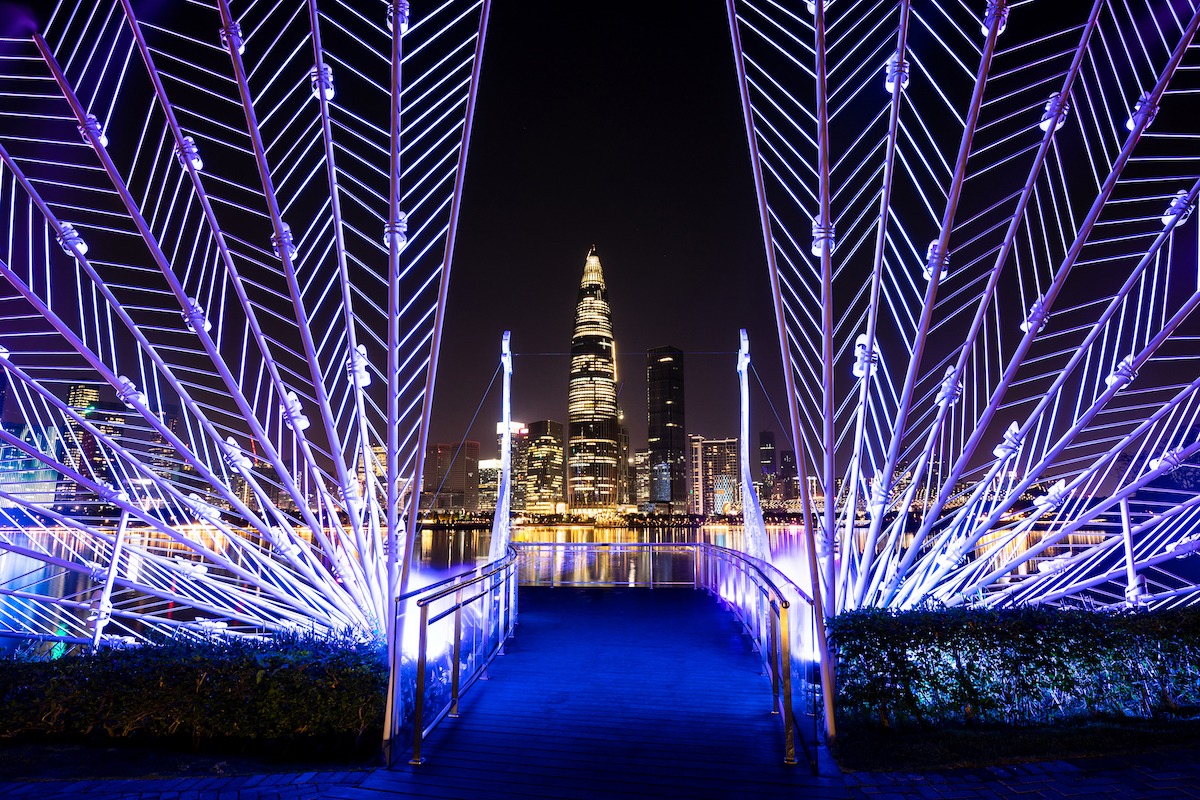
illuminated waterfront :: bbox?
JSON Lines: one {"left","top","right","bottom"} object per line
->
{"left": 1, "top": 523, "right": 812, "bottom": 654}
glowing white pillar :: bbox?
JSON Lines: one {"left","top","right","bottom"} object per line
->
{"left": 737, "top": 330, "right": 770, "bottom": 563}
{"left": 489, "top": 331, "right": 513, "bottom": 561}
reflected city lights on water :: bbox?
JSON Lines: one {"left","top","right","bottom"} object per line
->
{"left": 2, "top": 523, "right": 815, "bottom": 655}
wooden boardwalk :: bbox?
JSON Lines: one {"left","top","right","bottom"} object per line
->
{"left": 331, "top": 587, "right": 847, "bottom": 799}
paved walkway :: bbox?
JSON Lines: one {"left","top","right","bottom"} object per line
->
{"left": 5, "top": 751, "right": 1200, "bottom": 799}
{"left": 2, "top": 587, "right": 1199, "bottom": 798}
{"left": 0, "top": 770, "right": 370, "bottom": 799}
{"left": 845, "top": 752, "right": 1200, "bottom": 799}
{"left": 329, "top": 587, "right": 842, "bottom": 800}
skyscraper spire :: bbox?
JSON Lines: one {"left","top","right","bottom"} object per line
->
{"left": 567, "top": 247, "right": 619, "bottom": 514}
{"left": 580, "top": 244, "right": 605, "bottom": 289}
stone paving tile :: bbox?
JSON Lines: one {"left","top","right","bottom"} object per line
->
{"left": 0, "top": 772, "right": 371, "bottom": 800}
{"left": 3, "top": 747, "right": 1199, "bottom": 798}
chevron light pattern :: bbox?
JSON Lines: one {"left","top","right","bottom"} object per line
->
{"left": 0, "top": 0, "right": 489, "bottom": 648}
{"left": 729, "top": 0, "right": 1200, "bottom": 613}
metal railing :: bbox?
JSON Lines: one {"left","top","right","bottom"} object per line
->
{"left": 386, "top": 545, "right": 519, "bottom": 765}
{"left": 516, "top": 541, "right": 821, "bottom": 769}
{"left": 385, "top": 542, "right": 822, "bottom": 771}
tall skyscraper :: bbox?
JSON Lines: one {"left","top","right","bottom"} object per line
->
{"left": 758, "top": 430, "right": 777, "bottom": 477}
{"left": 567, "top": 246, "right": 620, "bottom": 514}
{"left": 421, "top": 441, "right": 480, "bottom": 512}
{"left": 525, "top": 420, "right": 565, "bottom": 515}
{"left": 58, "top": 384, "right": 100, "bottom": 491}
{"left": 477, "top": 459, "right": 500, "bottom": 513}
{"left": 0, "top": 423, "right": 63, "bottom": 511}
{"left": 56, "top": 385, "right": 123, "bottom": 516}
{"left": 497, "top": 421, "right": 530, "bottom": 511}
{"left": 779, "top": 448, "right": 798, "bottom": 501}
{"left": 633, "top": 448, "right": 651, "bottom": 511}
{"left": 647, "top": 346, "right": 686, "bottom": 513}
{"left": 617, "top": 408, "right": 633, "bottom": 507}
{"left": 689, "top": 436, "right": 741, "bottom": 516}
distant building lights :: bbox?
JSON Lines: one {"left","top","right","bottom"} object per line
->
{"left": 78, "top": 113, "right": 108, "bottom": 148}
{"left": 310, "top": 63, "right": 335, "bottom": 101}
{"left": 981, "top": 0, "right": 1008, "bottom": 37}
{"left": 271, "top": 222, "right": 297, "bottom": 261}
{"left": 175, "top": 135, "right": 203, "bottom": 171}
{"left": 220, "top": 21, "right": 245, "bottom": 55}
{"left": 883, "top": 52, "right": 909, "bottom": 94}
{"left": 1038, "top": 93, "right": 1069, "bottom": 132}
{"left": 1161, "top": 190, "right": 1194, "bottom": 227}
{"left": 55, "top": 222, "right": 88, "bottom": 258}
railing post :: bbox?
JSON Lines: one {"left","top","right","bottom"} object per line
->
{"left": 779, "top": 602, "right": 797, "bottom": 765}
{"left": 693, "top": 545, "right": 700, "bottom": 590}
{"left": 768, "top": 607, "right": 780, "bottom": 700}
{"left": 495, "top": 572, "right": 506, "bottom": 655}
{"left": 449, "top": 588, "right": 463, "bottom": 717}
{"left": 510, "top": 561, "right": 519, "bottom": 631}
{"left": 481, "top": 575, "right": 492, "bottom": 680}
{"left": 409, "top": 602, "right": 430, "bottom": 765}
{"left": 648, "top": 546, "right": 655, "bottom": 588}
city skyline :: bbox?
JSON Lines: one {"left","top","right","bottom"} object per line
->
{"left": 428, "top": 0, "right": 790, "bottom": 453}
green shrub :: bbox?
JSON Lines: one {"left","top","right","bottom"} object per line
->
{"left": 828, "top": 606, "right": 1200, "bottom": 730}
{"left": 0, "top": 632, "right": 387, "bottom": 757}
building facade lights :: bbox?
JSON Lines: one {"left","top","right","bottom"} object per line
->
{"left": 567, "top": 246, "right": 620, "bottom": 514}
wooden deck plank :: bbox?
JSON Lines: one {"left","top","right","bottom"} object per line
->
{"left": 331, "top": 588, "right": 847, "bottom": 799}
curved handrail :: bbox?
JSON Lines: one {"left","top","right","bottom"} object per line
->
{"left": 701, "top": 542, "right": 814, "bottom": 605}
{"left": 413, "top": 544, "right": 519, "bottom": 608}
{"left": 386, "top": 545, "right": 520, "bottom": 766}
{"left": 397, "top": 544, "right": 519, "bottom": 604}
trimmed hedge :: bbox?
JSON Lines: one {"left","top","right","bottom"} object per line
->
{"left": 828, "top": 606, "right": 1200, "bottom": 729}
{"left": 0, "top": 633, "right": 387, "bottom": 756}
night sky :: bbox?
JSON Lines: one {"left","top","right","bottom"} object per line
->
{"left": 438, "top": 0, "right": 787, "bottom": 456}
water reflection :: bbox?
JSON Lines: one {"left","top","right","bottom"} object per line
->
{"left": 414, "top": 524, "right": 812, "bottom": 588}
{"left": 3, "top": 523, "right": 813, "bottom": 653}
